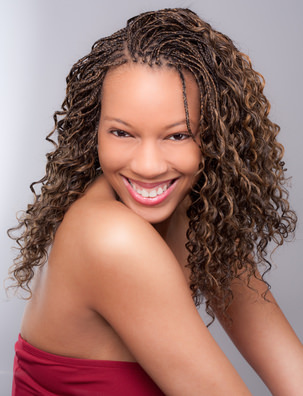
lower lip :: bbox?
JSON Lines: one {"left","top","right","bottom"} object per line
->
{"left": 122, "top": 177, "right": 178, "bottom": 206}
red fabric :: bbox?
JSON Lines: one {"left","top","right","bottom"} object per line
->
{"left": 13, "top": 334, "right": 165, "bottom": 395}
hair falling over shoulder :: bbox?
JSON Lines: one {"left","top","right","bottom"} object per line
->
{"left": 8, "top": 8, "right": 296, "bottom": 321}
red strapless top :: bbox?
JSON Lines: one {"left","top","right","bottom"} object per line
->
{"left": 13, "top": 334, "right": 165, "bottom": 395}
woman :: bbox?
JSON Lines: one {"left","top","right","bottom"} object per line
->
{"left": 9, "top": 8, "right": 303, "bottom": 395}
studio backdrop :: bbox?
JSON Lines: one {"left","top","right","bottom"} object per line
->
{"left": 1, "top": 1, "right": 302, "bottom": 395}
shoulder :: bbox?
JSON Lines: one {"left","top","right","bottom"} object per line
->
{"left": 56, "top": 175, "right": 151, "bottom": 241}
{"left": 64, "top": 196, "right": 159, "bottom": 250}
{"left": 54, "top": 186, "right": 169, "bottom": 274}
{"left": 51, "top": 178, "right": 191, "bottom": 312}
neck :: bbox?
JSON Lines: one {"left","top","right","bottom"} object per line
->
{"left": 152, "top": 195, "right": 190, "bottom": 240}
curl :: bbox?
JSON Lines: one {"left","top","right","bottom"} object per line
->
{"left": 8, "top": 8, "right": 296, "bottom": 322}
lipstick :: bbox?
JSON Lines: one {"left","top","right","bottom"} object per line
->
{"left": 122, "top": 176, "right": 178, "bottom": 206}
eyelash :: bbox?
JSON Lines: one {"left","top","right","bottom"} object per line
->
{"left": 167, "top": 133, "right": 190, "bottom": 141}
{"left": 109, "top": 130, "right": 191, "bottom": 141}
{"left": 110, "top": 130, "right": 132, "bottom": 138}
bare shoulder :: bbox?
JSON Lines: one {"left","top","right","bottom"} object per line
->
{"left": 59, "top": 192, "right": 162, "bottom": 256}
{"left": 53, "top": 183, "right": 171, "bottom": 279}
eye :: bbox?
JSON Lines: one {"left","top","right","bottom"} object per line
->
{"left": 167, "top": 133, "right": 190, "bottom": 141}
{"left": 110, "top": 129, "right": 132, "bottom": 138}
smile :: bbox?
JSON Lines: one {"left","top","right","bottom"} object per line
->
{"left": 122, "top": 176, "right": 178, "bottom": 206}
{"left": 129, "top": 179, "right": 172, "bottom": 198}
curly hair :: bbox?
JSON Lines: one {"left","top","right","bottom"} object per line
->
{"left": 8, "top": 8, "right": 296, "bottom": 321}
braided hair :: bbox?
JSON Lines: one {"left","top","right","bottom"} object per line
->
{"left": 8, "top": 8, "right": 296, "bottom": 321}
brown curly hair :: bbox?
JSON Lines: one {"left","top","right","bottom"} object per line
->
{"left": 8, "top": 8, "right": 296, "bottom": 322}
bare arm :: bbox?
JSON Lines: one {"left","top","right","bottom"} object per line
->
{"left": 72, "top": 202, "right": 252, "bottom": 396}
{"left": 216, "top": 271, "right": 303, "bottom": 396}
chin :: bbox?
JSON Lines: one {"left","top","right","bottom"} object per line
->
{"left": 130, "top": 204, "right": 177, "bottom": 225}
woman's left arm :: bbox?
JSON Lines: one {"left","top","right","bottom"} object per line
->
{"left": 215, "top": 271, "right": 303, "bottom": 396}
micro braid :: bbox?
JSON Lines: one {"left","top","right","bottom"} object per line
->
{"left": 8, "top": 8, "right": 296, "bottom": 322}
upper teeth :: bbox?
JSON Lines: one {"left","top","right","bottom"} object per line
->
{"left": 129, "top": 181, "right": 169, "bottom": 198}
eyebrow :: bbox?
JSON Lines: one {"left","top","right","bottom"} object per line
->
{"left": 103, "top": 117, "right": 195, "bottom": 129}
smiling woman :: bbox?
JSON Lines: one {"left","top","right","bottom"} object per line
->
{"left": 98, "top": 64, "right": 201, "bottom": 223}
{"left": 8, "top": 7, "right": 303, "bottom": 396}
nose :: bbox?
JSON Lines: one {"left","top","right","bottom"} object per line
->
{"left": 130, "top": 140, "right": 168, "bottom": 179}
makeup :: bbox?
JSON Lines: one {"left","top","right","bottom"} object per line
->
{"left": 123, "top": 177, "right": 178, "bottom": 206}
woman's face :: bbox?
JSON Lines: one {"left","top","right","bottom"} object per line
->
{"left": 98, "top": 63, "right": 201, "bottom": 224}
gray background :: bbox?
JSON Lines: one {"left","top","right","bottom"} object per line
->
{"left": 1, "top": 0, "right": 302, "bottom": 395}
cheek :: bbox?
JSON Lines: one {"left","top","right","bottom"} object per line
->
{"left": 98, "top": 137, "right": 126, "bottom": 172}
{"left": 178, "top": 144, "right": 201, "bottom": 176}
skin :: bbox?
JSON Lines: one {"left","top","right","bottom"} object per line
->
{"left": 98, "top": 63, "right": 201, "bottom": 226}
{"left": 20, "top": 63, "right": 303, "bottom": 395}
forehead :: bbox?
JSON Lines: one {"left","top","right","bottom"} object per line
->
{"left": 102, "top": 62, "right": 198, "bottom": 94}
{"left": 100, "top": 63, "right": 200, "bottom": 125}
